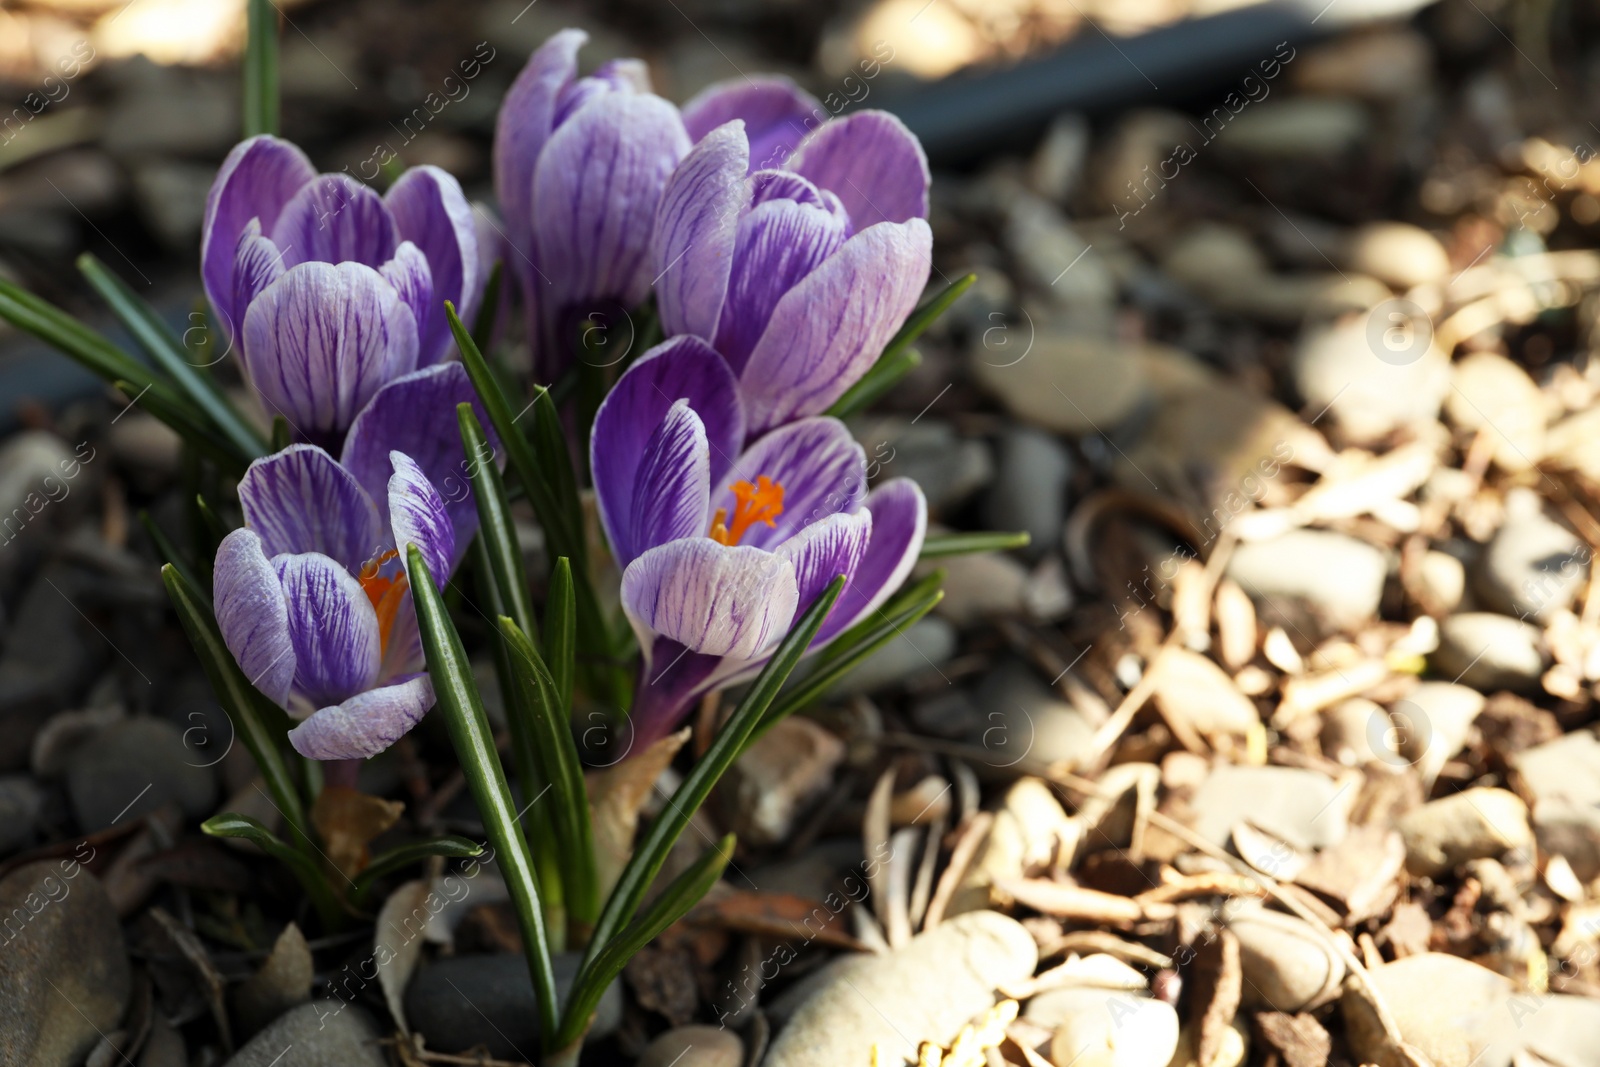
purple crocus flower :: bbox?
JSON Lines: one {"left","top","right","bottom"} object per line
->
{"left": 591, "top": 336, "right": 927, "bottom": 750}
{"left": 201, "top": 135, "right": 482, "bottom": 448}
{"left": 653, "top": 78, "right": 933, "bottom": 436}
{"left": 493, "top": 29, "right": 690, "bottom": 376}
{"left": 212, "top": 363, "right": 495, "bottom": 760}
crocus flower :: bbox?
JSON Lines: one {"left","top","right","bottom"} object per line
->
{"left": 653, "top": 78, "right": 933, "bottom": 436}
{"left": 212, "top": 363, "right": 495, "bottom": 760}
{"left": 591, "top": 336, "right": 927, "bottom": 749}
{"left": 493, "top": 29, "right": 690, "bottom": 376}
{"left": 201, "top": 135, "right": 482, "bottom": 448}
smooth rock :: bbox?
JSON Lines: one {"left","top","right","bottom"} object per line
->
{"left": 0, "top": 861, "right": 130, "bottom": 1067}
{"left": 1161, "top": 225, "right": 1269, "bottom": 304}
{"left": 728, "top": 717, "right": 845, "bottom": 847}
{"left": 832, "top": 617, "right": 957, "bottom": 695}
{"left": 971, "top": 330, "right": 1147, "bottom": 436}
{"left": 866, "top": 419, "right": 993, "bottom": 513}
{"left": 1527, "top": 799, "right": 1600, "bottom": 882}
{"left": 1433, "top": 614, "right": 1545, "bottom": 691}
{"left": 971, "top": 662, "right": 1096, "bottom": 771}
{"left": 936, "top": 552, "right": 1031, "bottom": 627}
{"left": 1041, "top": 989, "right": 1180, "bottom": 1067}
{"left": 1475, "top": 509, "right": 1587, "bottom": 621}
{"left": 1520, "top": 992, "right": 1600, "bottom": 1067}
{"left": 139, "top": 1015, "right": 185, "bottom": 1067}
{"left": 637, "top": 1025, "right": 744, "bottom": 1067}
{"left": 1220, "top": 97, "right": 1370, "bottom": 157}
{"left": 1028, "top": 113, "right": 1090, "bottom": 204}
{"left": 1342, "top": 953, "right": 1517, "bottom": 1067}
{"left": 0, "top": 431, "right": 75, "bottom": 529}
{"left": 1226, "top": 530, "right": 1387, "bottom": 632}
{"left": 764, "top": 911, "right": 1037, "bottom": 1067}
{"left": 1398, "top": 787, "right": 1532, "bottom": 877}
{"left": 1445, "top": 352, "right": 1547, "bottom": 471}
{"left": 1185, "top": 765, "right": 1349, "bottom": 851}
{"left": 0, "top": 568, "right": 98, "bottom": 770}
{"left": 220, "top": 1002, "right": 385, "bottom": 1067}
{"left": 1004, "top": 193, "right": 1116, "bottom": 327}
{"left": 1341, "top": 222, "right": 1451, "bottom": 289}
{"left": 231, "top": 923, "right": 313, "bottom": 1037}
{"left": 982, "top": 427, "right": 1071, "bottom": 560}
{"left": 65, "top": 718, "right": 217, "bottom": 832}
{"left": 1511, "top": 731, "right": 1600, "bottom": 806}
{"left": 1390, "top": 682, "right": 1486, "bottom": 782}
{"left": 1290, "top": 317, "right": 1449, "bottom": 444}
{"left": 0, "top": 775, "right": 43, "bottom": 854}
{"left": 405, "top": 953, "right": 620, "bottom": 1059}
{"left": 1321, "top": 698, "right": 1400, "bottom": 767}
{"left": 1419, "top": 549, "right": 1467, "bottom": 612}
{"left": 1229, "top": 904, "right": 1344, "bottom": 1011}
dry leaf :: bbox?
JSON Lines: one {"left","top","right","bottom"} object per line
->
{"left": 375, "top": 879, "right": 434, "bottom": 1034}
{"left": 310, "top": 785, "right": 403, "bottom": 881}
{"left": 1215, "top": 578, "right": 1258, "bottom": 671}
{"left": 587, "top": 726, "right": 690, "bottom": 902}
{"left": 687, "top": 889, "right": 867, "bottom": 950}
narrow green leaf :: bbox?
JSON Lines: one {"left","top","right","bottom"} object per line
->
{"left": 407, "top": 544, "right": 559, "bottom": 1048}
{"left": 243, "top": 0, "right": 279, "bottom": 138}
{"left": 195, "top": 493, "right": 230, "bottom": 548}
{"left": 459, "top": 403, "right": 536, "bottom": 642}
{"left": 574, "top": 577, "right": 845, "bottom": 998}
{"left": 350, "top": 835, "right": 484, "bottom": 904}
{"left": 884, "top": 272, "right": 976, "bottom": 362}
{"left": 78, "top": 253, "right": 266, "bottom": 460}
{"left": 270, "top": 415, "right": 292, "bottom": 452}
{"left": 471, "top": 260, "right": 503, "bottom": 354}
{"left": 825, "top": 347, "right": 922, "bottom": 419}
{"left": 557, "top": 835, "right": 733, "bottom": 1049}
{"left": 919, "top": 530, "right": 1031, "bottom": 559}
{"left": 499, "top": 617, "right": 598, "bottom": 931}
{"left": 140, "top": 512, "right": 206, "bottom": 607}
{"left": 545, "top": 557, "right": 576, "bottom": 716}
{"left": 202, "top": 813, "right": 345, "bottom": 927}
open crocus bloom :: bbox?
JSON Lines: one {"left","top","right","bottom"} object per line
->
{"left": 591, "top": 336, "right": 927, "bottom": 750}
{"left": 212, "top": 364, "right": 494, "bottom": 760}
{"left": 201, "top": 135, "right": 481, "bottom": 447}
{"left": 494, "top": 28, "right": 689, "bottom": 376}
{"left": 653, "top": 78, "right": 932, "bottom": 436}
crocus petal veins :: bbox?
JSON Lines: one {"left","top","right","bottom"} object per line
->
{"left": 709, "top": 475, "right": 785, "bottom": 546}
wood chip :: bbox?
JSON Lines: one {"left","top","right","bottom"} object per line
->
{"left": 1253, "top": 1011, "right": 1332, "bottom": 1067}
{"left": 996, "top": 878, "right": 1175, "bottom": 924}
{"left": 1293, "top": 825, "right": 1405, "bottom": 925}
{"left": 1192, "top": 929, "right": 1242, "bottom": 1067}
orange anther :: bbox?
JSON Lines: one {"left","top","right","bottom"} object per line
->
{"left": 709, "top": 475, "right": 784, "bottom": 545}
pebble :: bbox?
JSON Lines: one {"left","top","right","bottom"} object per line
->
{"left": 1150, "top": 648, "right": 1259, "bottom": 739}
{"left": 727, "top": 717, "right": 845, "bottom": 847}
{"left": 868, "top": 419, "right": 993, "bottom": 513}
{"left": 1511, "top": 730, "right": 1600, "bottom": 806}
{"left": 1027, "top": 113, "right": 1090, "bottom": 204}
{"left": 1521, "top": 993, "right": 1600, "bottom": 1067}
{"left": 1397, "top": 787, "right": 1532, "bottom": 877}
{"left": 220, "top": 1002, "right": 386, "bottom": 1067}
{"left": 1444, "top": 352, "right": 1547, "bottom": 472}
{"left": 1527, "top": 799, "right": 1600, "bottom": 883}
{"left": 1161, "top": 225, "right": 1270, "bottom": 304}
{"left": 65, "top": 718, "right": 217, "bottom": 832}
{"left": 1290, "top": 317, "right": 1450, "bottom": 444}
{"left": 0, "top": 861, "right": 130, "bottom": 1067}
{"left": 832, "top": 617, "right": 957, "bottom": 695}
{"left": 971, "top": 662, "right": 1096, "bottom": 771}
{"left": 1185, "top": 765, "right": 1349, "bottom": 851}
{"left": 1391, "top": 682, "right": 1486, "bottom": 782}
{"left": 1420, "top": 549, "right": 1467, "bottom": 612}
{"left": 231, "top": 923, "right": 313, "bottom": 1037}
{"left": 0, "top": 569, "right": 97, "bottom": 770}
{"left": 764, "top": 911, "right": 1037, "bottom": 1067}
{"left": 1226, "top": 530, "right": 1387, "bottom": 633}
{"left": 1341, "top": 221, "right": 1451, "bottom": 289}
{"left": 0, "top": 774, "right": 43, "bottom": 854}
{"left": 637, "top": 1025, "right": 744, "bottom": 1067}
{"left": 971, "top": 329, "right": 1147, "bottom": 436}
{"left": 982, "top": 427, "right": 1072, "bottom": 560}
{"left": 1037, "top": 989, "right": 1180, "bottom": 1067}
{"left": 1220, "top": 97, "right": 1371, "bottom": 157}
{"left": 1321, "top": 698, "right": 1401, "bottom": 767}
{"left": 405, "top": 953, "right": 620, "bottom": 1059}
{"left": 1004, "top": 193, "right": 1117, "bottom": 328}
{"left": 1433, "top": 613, "right": 1545, "bottom": 691}
{"left": 1228, "top": 905, "right": 1345, "bottom": 1011}
{"left": 1342, "top": 953, "right": 1518, "bottom": 1067}
{"left": 0, "top": 431, "right": 76, "bottom": 531}
{"left": 936, "top": 552, "right": 1031, "bottom": 627}
{"left": 1293, "top": 29, "right": 1435, "bottom": 102}
{"left": 1474, "top": 508, "right": 1587, "bottom": 621}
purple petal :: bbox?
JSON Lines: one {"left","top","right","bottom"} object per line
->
{"left": 591, "top": 336, "right": 744, "bottom": 563}
{"left": 530, "top": 92, "right": 689, "bottom": 363}
{"left": 713, "top": 194, "right": 850, "bottom": 374}
{"left": 389, "top": 450, "right": 455, "bottom": 590}
{"left": 651, "top": 121, "right": 748, "bottom": 341}
{"left": 379, "top": 242, "right": 435, "bottom": 357}
{"left": 750, "top": 169, "right": 831, "bottom": 211}
{"left": 240, "top": 261, "right": 419, "bottom": 444}
{"left": 719, "top": 417, "right": 866, "bottom": 551}
{"left": 202, "top": 136, "right": 316, "bottom": 344}
{"left": 821, "top": 478, "right": 927, "bottom": 642}
{"left": 288, "top": 673, "right": 434, "bottom": 760}
{"left": 270, "top": 173, "right": 400, "bottom": 270}
{"left": 623, "top": 399, "right": 711, "bottom": 566}
{"left": 739, "top": 218, "right": 931, "bottom": 434}
{"left": 628, "top": 637, "right": 721, "bottom": 751}
{"left": 494, "top": 28, "right": 585, "bottom": 284}
{"left": 553, "top": 58, "right": 650, "bottom": 124}
{"left": 274, "top": 552, "right": 381, "bottom": 709}
{"left": 238, "top": 444, "right": 384, "bottom": 573}
{"left": 786, "top": 110, "right": 930, "bottom": 228}
{"left": 341, "top": 361, "right": 495, "bottom": 562}
{"left": 777, "top": 508, "right": 872, "bottom": 619}
{"left": 620, "top": 539, "right": 798, "bottom": 660}
{"left": 232, "top": 219, "right": 287, "bottom": 330}
{"left": 384, "top": 165, "right": 480, "bottom": 364}
{"left": 213, "top": 528, "right": 295, "bottom": 708}
{"left": 682, "top": 76, "right": 823, "bottom": 173}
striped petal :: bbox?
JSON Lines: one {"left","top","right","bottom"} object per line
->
{"left": 270, "top": 173, "right": 400, "bottom": 270}
{"left": 786, "top": 110, "right": 930, "bottom": 228}
{"left": 651, "top": 121, "right": 748, "bottom": 341}
{"left": 494, "top": 28, "right": 585, "bottom": 283}
{"left": 213, "top": 528, "right": 295, "bottom": 708}
{"left": 821, "top": 477, "right": 927, "bottom": 643}
{"left": 384, "top": 165, "right": 480, "bottom": 364}
{"left": 777, "top": 508, "right": 872, "bottom": 619}
{"left": 231, "top": 219, "right": 287, "bottom": 336}
{"left": 274, "top": 551, "right": 382, "bottom": 709}
{"left": 620, "top": 538, "right": 797, "bottom": 661}
{"left": 238, "top": 444, "right": 384, "bottom": 573}
{"left": 388, "top": 451, "right": 455, "bottom": 590}
{"left": 288, "top": 673, "right": 434, "bottom": 760}
{"left": 682, "top": 76, "right": 823, "bottom": 173}
{"left": 624, "top": 399, "right": 711, "bottom": 566}
{"left": 379, "top": 241, "right": 435, "bottom": 359}
{"left": 718, "top": 417, "right": 866, "bottom": 551}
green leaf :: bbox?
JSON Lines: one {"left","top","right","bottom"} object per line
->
{"left": 459, "top": 404, "right": 536, "bottom": 642}
{"left": 140, "top": 512, "right": 206, "bottom": 607}
{"left": 270, "top": 414, "right": 292, "bottom": 452}
{"left": 202, "top": 813, "right": 345, "bottom": 928}
{"left": 407, "top": 544, "right": 559, "bottom": 1049}
{"left": 116, "top": 380, "right": 245, "bottom": 477}
{"left": 545, "top": 557, "right": 576, "bottom": 717}
{"left": 243, "top": 0, "right": 279, "bottom": 138}
{"left": 499, "top": 616, "right": 598, "bottom": 932}
{"left": 885, "top": 272, "right": 976, "bottom": 362}
{"left": 571, "top": 576, "right": 845, "bottom": 1016}
{"left": 825, "top": 347, "right": 922, "bottom": 419}
{"left": 556, "top": 834, "right": 733, "bottom": 1049}
{"left": 919, "top": 530, "right": 1031, "bottom": 558}
{"left": 471, "top": 260, "right": 504, "bottom": 354}
{"left": 160, "top": 564, "right": 310, "bottom": 860}
{"left": 350, "top": 835, "right": 484, "bottom": 904}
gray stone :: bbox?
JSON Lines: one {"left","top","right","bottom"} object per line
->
{"left": 971, "top": 330, "right": 1147, "bottom": 436}
{"left": 1290, "top": 317, "right": 1449, "bottom": 445}
{"left": 1475, "top": 510, "right": 1587, "bottom": 621}
{"left": 1513, "top": 731, "right": 1600, "bottom": 806}
{"left": 130, "top": 162, "right": 213, "bottom": 250}
{"left": 765, "top": 911, "right": 1036, "bottom": 1067}
{"left": 936, "top": 552, "right": 1031, "bottom": 627}
{"left": 404, "top": 952, "right": 620, "bottom": 1059}
{"left": 1342, "top": 953, "right": 1518, "bottom": 1067}
{"left": 1527, "top": 799, "right": 1600, "bottom": 882}
{"left": 1433, "top": 613, "right": 1545, "bottom": 691}
{"left": 65, "top": 718, "right": 217, "bottom": 832}
{"left": 637, "top": 1025, "right": 744, "bottom": 1067}
{"left": 1227, "top": 529, "right": 1387, "bottom": 632}
{"left": 231, "top": 923, "right": 312, "bottom": 1037}
{"left": 1186, "top": 765, "right": 1349, "bottom": 851}
{"left": 982, "top": 427, "right": 1071, "bottom": 561}
{"left": 727, "top": 717, "right": 845, "bottom": 847}
{"left": 0, "top": 861, "right": 130, "bottom": 1067}
{"left": 972, "top": 661, "right": 1095, "bottom": 771}
{"left": 138, "top": 1015, "right": 185, "bottom": 1067}
{"left": 1397, "top": 787, "right": 1532, "bottom": 877}
{"left": 1391, "top": 682, "right": 1486, "bottom": 782}
{"left": 867, "top": 420, "right": 993, "bottom": 513}
{"left": 1229, "top": 904, "right": 1344, "bottom": 1011}
{"left": 1039, "top": 989, "right": 1180, "bottom": 1067}
{"left": 0, "top": 568, "right": 98, "bottom": 770}
{"left": 1222, "top": 97, "right": 1371, "bottom": 157}
{"left": 1321, "top": 698, "right": 1400, "bottom": 767}
{"left": 220, "top": 1002, "right": 385, "bottom": 1067}
{"left": 831, "top": 617, "right": 957, "bottom": 695}
{"left": 0, "top": 775, "right": 43, "bottom": 854}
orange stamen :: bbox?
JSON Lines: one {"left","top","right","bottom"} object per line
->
{"left": 357, "top": 549, "right": 408, "bottom": 653}
{"left": 709, "top": 475, "right": 784, "bottom": 546}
